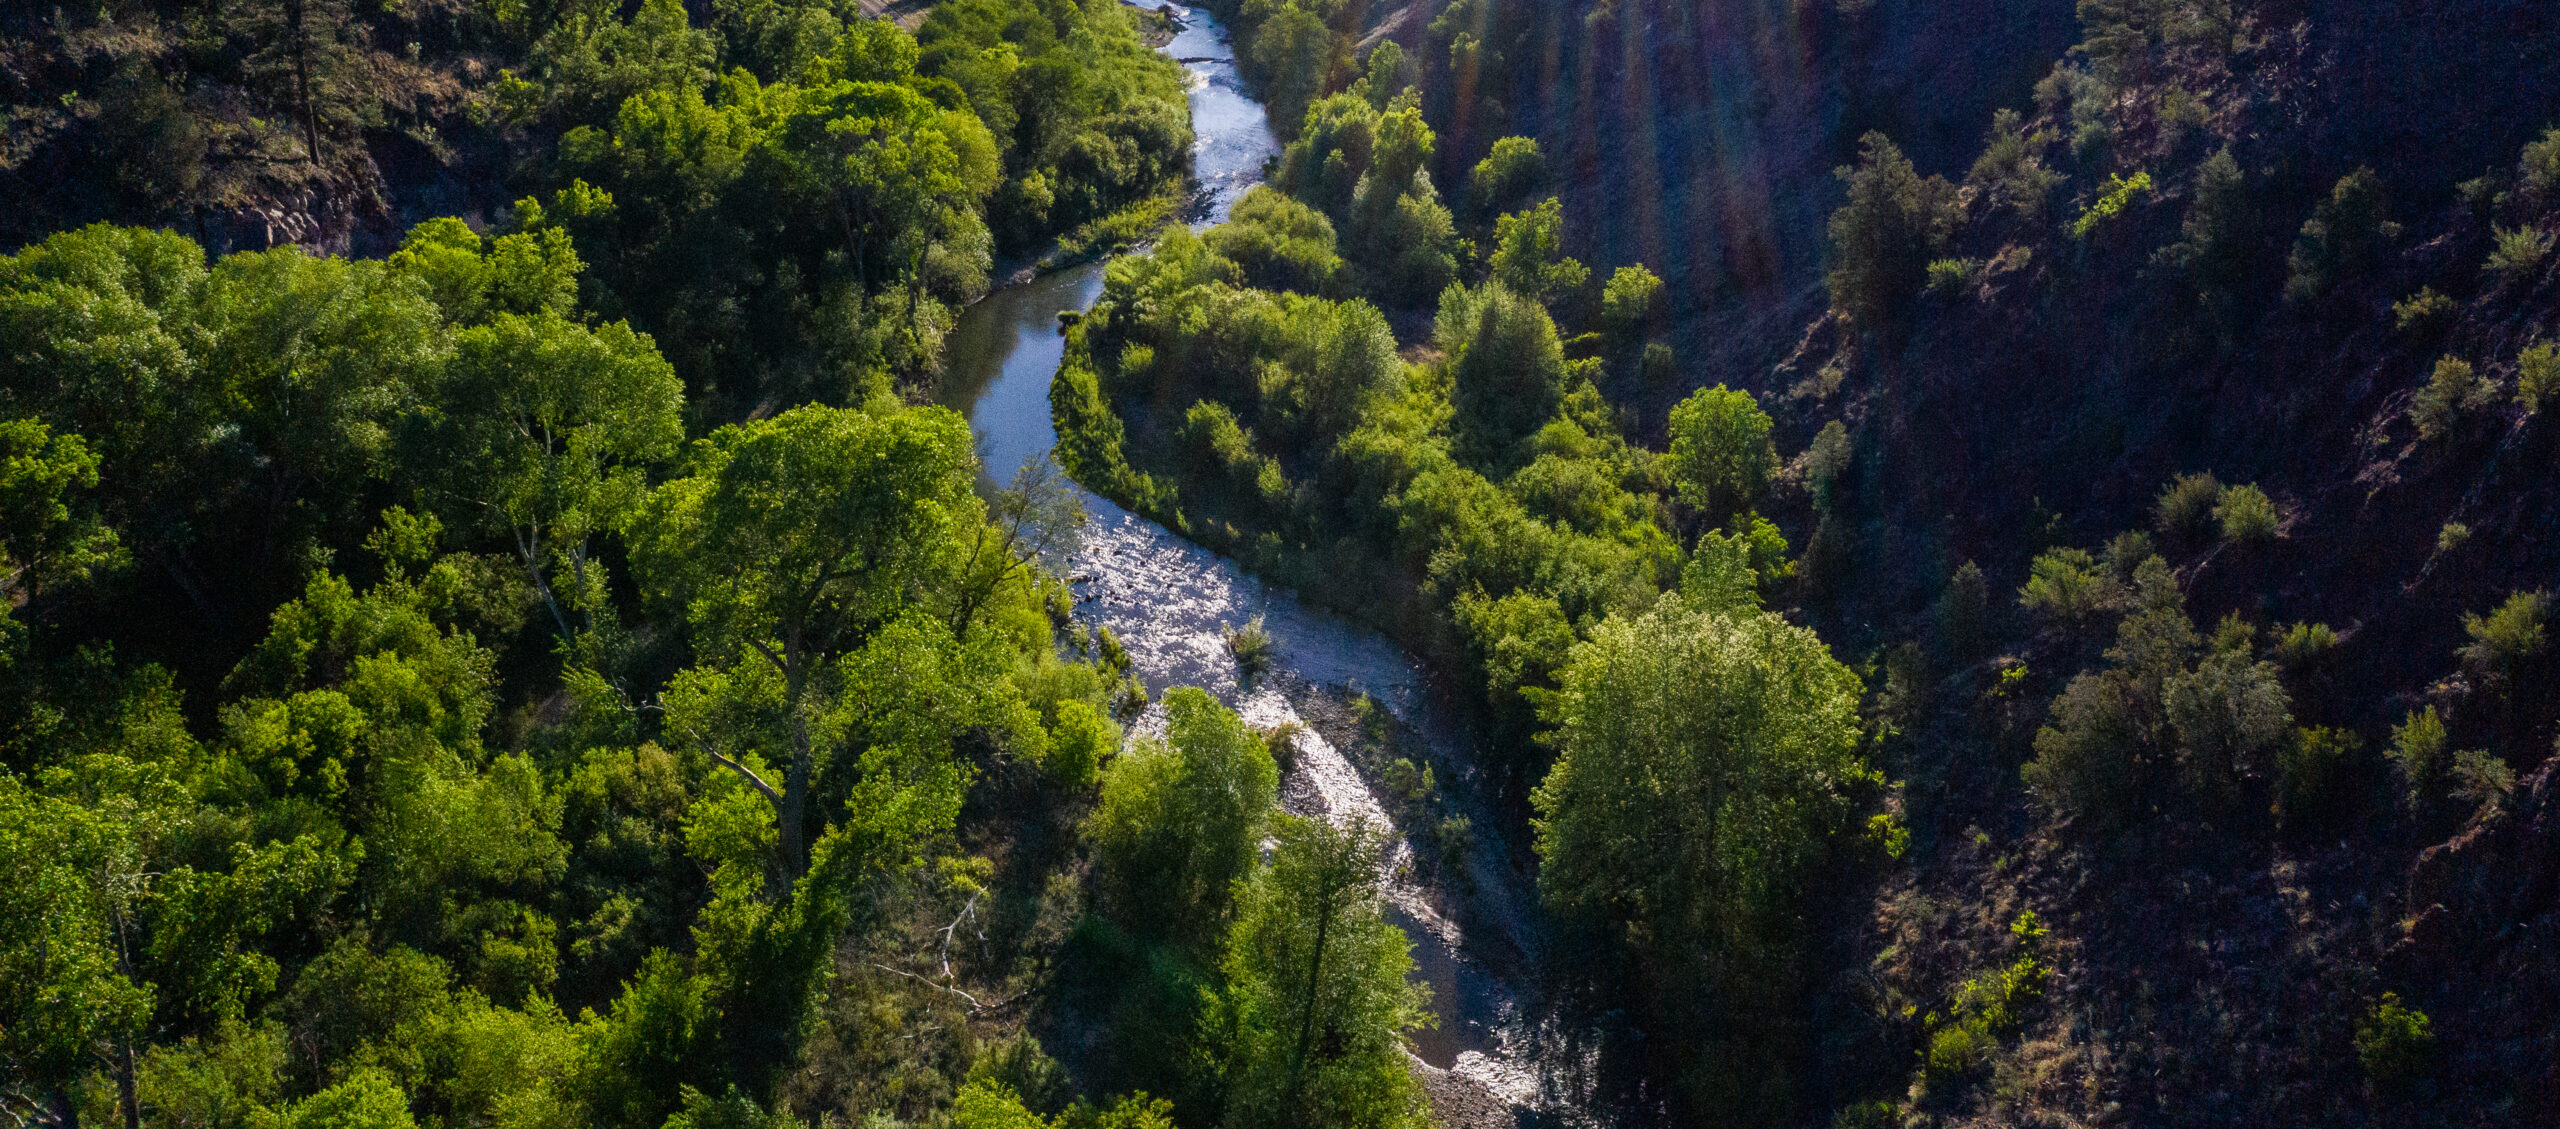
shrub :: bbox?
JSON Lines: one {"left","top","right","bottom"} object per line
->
{"left": 2275, "top": 725, "right": 2357, "bottom": 833}
{"left": 2019, "top": 547, "right": 2115, "bottom": 623}
{"left": 2436, "top": 521, "right": 2470, "bottom": 554}
{"left": 1225, "top": 615, "right": 1276, "bottom": 680}
{"left": 1966, "top": 108, "right": 2063, "bottom": 224}
{"left": 2485, "top": 224, "right": 2554, "bottom": 283}
{"left": 2154, "top": 472, "right": 2224, "bottom": 539}
{"left": 1045, "top": 700, "right": 1117, "bottom": 790}
{"left": 2354, "top": 993, "right": 2435, "bottom": 1089}
{"left": 1487, "top": 198, "right": 1589, "bottom": 305}
{"left": 2285, "top": 168, "right": 2399, "bottom": 303}
{"left": 2387, "top": 706, "right": 2447, "bottom": 807}
{"left": 2516, "top": 340, "right": 2559, "bottom": 413}
{"left": 2158, "top": 148, "right": 2251, "bottom": 297}
{"left": 2449, "top": 749, "right": 2515, "bottom": 816}
{"left": 2411, "top": 355, "right": 2498, "bottom": 440}
{"left": 2270, "top": 621, "right": 2338, "bottom": 668}
{"left": 2522, "top": 126, "right": 2560, "bottom": 205}
{"left": 2214, "top": 483, "right": 2281, "bottom": 544}
{"left": 2391, "top": 287, "right": 2455, "bottom": 335}
{"left": 2067, "top": 170, "right": 2153, "bottom": 239}
{"left": 1925, "top": 257, "right": 1977, "bottom": 297}
{"left": 1087, "top": 688, "right": 1278, "bottom": 945}
{"left": 1600, "top": 264, "right": 1663, "bottom": 334}
{"left": 1923, "top": 913, "right": 2049, "bottom": 1081}
{"left": 2164, "top": 645, "right": 2293, "bottom": 802}
{"left": 2457, "top": 590, "right": 2550, "bottom": 682}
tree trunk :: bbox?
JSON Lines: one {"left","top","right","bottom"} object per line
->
{"left": 114, "top": 1039, "right": 140, "bottom": 1129}
{"left": 287, "top": 0, "right": 322, "bottom": 164}
{"left": 777, "top": 652, "right": 813, "bottom": 886}
{"left": 1286, "top": 891, "right": 1337, "bottom": 1104}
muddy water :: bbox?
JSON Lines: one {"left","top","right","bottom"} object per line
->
{"left": 935, "top": 6, "right": 1571, "bottom": 1120}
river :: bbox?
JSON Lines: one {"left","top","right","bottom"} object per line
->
{"left": 933, "top": 7, "right": 1575, "bottom": 1123}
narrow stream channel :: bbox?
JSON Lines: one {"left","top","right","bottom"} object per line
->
{"left": 934, "top": 8, "right": 1572, "bottom": 1123}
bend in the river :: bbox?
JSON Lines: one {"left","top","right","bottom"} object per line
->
{"left": 933, "top": 8, "right": 1585, "bottom": 1123}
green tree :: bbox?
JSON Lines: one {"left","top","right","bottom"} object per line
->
{"left": 1664, "top": 385, "right": 1777, "bottom": 521}
{"left": 1486, "top": 198, "right": 1589, "bottom": 307}
{"left": 1205, "top": 187, "right": 1344, "bottom": 295}
{"left": 2158, "top": 148, "right": 2253, "bottom": 315}
{"left": 0, "top": 418, "right": 122, "bottom": 606}
{"left": 1211, "top": 817, "right": 1429, "bottom": 1129}
{"left": 2284, "top": 167, "right": 2398, "bottom": 303}
{"left": 630, "top": 404, "right": 981, "bottom": 883}
{"left": 1825, "top": 132, "right": 1959, "bottom": 327}
{"left": 419, "top": 310, "right": 683, "bottom": 641}
{"left": 1600, "top": 264, "right": 1663, "bottom": 338}
{"left": 1466, "top": 136, "right": 1544, "bottom": 222}
{"left": 1532, "top": 593, "right": 1869, "bottom": 1114}
{"left": 1087, "top": 688, "right": 1278, "bottom": 947}
{"left": 1441, "top": 284, "right": 1569, "bottom": 465}
{"left": 0, "top": 778, "right": 156, "bottom": 1128}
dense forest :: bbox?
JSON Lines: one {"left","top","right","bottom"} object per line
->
{"left": 7, "top": 0, "right": 2560, "bottom": 1126}
{"left": 0, "top": 2, "right": 1435, "bottom": 1129}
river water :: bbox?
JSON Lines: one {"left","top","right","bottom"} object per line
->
{"left": 934, "top": 7, "right": 1566, "bottom": 1121}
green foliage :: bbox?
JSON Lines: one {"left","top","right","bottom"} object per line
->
{"left": 2457, "top": 590, "right": 2550, "bottom": 683}
{"left": 2517, "top": 340, "right": 2560, "bottom": 413}
{"left": 2284, "top": 167, "right": 2399, "bottom": 303}
{"left": 1209, "top": 817, "right": 1430, "bottom": 1129}
{"left": 2411, "top": 355, "right": 2498, "bottom": 441}
{"left": 2025, "top": 556, "right": 2261, "bottom": 826}
{"left": 2019, "top": 547, "right": 2117, "bottom": 624}
{"left": 1468, "top": 137, "right": 1547, "bottom": 221}
{"left": 1269, "top": 92, "right": 1455, "bottom": 307}
{"left": 1044, "top": 700, "right": 1118, "bottom": 792}
{"left": 1600, "top": 265, "right": 1664, "bottom": 335}
{"left": 0, "top": 777, "right": 157, "bottom": 1110}
{"left": 1444, "top": 283, "right": 1572, "bottom": 463}
{"left": 1923, "top": 912, "right": 2049, "bottom": 1080}
{"left": 2270, "top": 621, "right": 2339, "bottom": 669}
{"left": 2162, "top": 640, "right": 2292, "bottom": 802}
{"left": 2388, "top": 707, "right": 2448, "bottom": 808}
{"left": 1826, "top": 132, "right": 1961, "bottom": 326}
{"left": 1801, "top": 420, "right": 1854, "bottom": 511}
{"left": 1488, "top": 198, "right": 1591, "bottom": 307}
{"left": 2449, "top": 749, "right": 2515, "bottom": 817}
{"left": 2484, "top": 224, "right": 2555, "bottom": 283}
{"left": 1533, "top": 593, "right": 1870, "bottom": 1112}
{"left": 2274, "top": 726, "right": 2358, "bottom": 833}
{"left": 1205, "top": 188, "right": 1345, "bottom": 295}
{"left": 0, "top": 417, "right": 122, "bottom": 605}
{"left": 1665, "top": 385, "right": 1777, "bottom": 521}
{"left": 1226, "top": 615, "right": 1278, "bottom": 680}
{"left": 1925, "top": 257, "right": 1978, "bottom": 298}
{"left": 1088, "top": 688, "right": 1278, "bottom": 947}
{"left": 2213, "top": 483, "right": 2281, "bottom": 544}
{"left": 2355, "top": 993, "right": 2435, "bottom": 1089}
{"left": 2159, "top": 148, "right": 2252, "bottom": 302}
{"left": 2068, "top": 170, "right": 2153, "bottom": 239}
{"left": 1936, "top": 562, "right": 1992, "bottom": 658}
{"left": 1966, "top": 109, "right": 2064, "bottom": 224}
{"left": 2153, "top": 471, "right": 2225, "bottom": 539}
{"left": 2392, "top": 287, "right": 2456, "bottom": 335}
{"left": 2437, "top": 521, "right": 2472, "bottom": 555}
